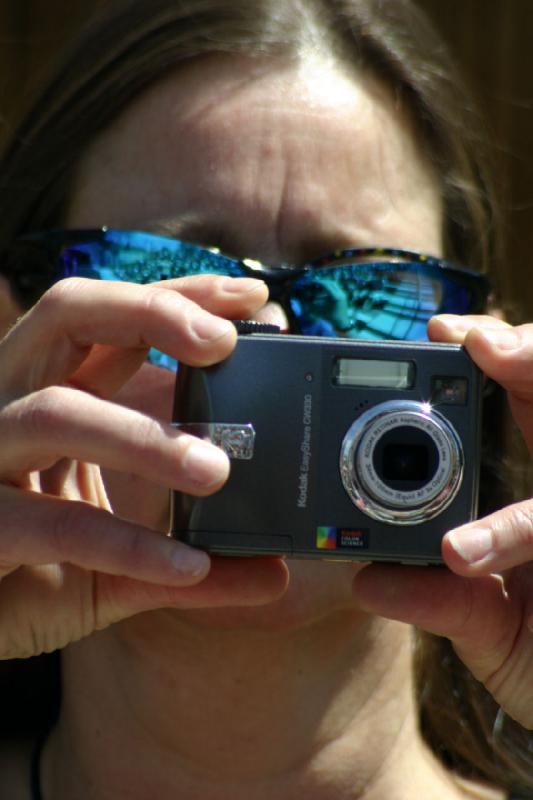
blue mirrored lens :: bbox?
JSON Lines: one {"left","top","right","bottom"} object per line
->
{"left": 54, "top": 233, "right": 479, "bottom": 367}
{"left": 59, "top": 230, "right": 246, "bottom": 283}
{"left": 290, "top": 263, "right": 472, "bottom": 340}
{"left": 58, "top": 231, "right": 247, "bottom": 370}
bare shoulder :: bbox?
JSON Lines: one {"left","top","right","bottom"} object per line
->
{"left": 0, "top": 739, "right": 33, "bottom": 799}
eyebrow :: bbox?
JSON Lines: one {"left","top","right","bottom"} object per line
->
{"left": 129, "top": 220, "right": 351, "bottom": 268}
{"left": 120, "top": 216, "right": 402, "bottom": 269}
{"left": 140, "top": 217, "right": 232, "bottom": 253}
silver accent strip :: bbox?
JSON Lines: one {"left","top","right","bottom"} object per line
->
{"left": 172, "top": 422, "right": 256, "bottom": 460}
{"left": 339, "top": 400, "right": 463, "bottom": 525}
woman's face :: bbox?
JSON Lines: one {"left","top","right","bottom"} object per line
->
{"left": 65, "top": 53, "right": 443, "bottom": 629}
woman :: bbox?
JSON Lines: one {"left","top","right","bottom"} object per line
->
{"left": 0, "top": 0, "right": 531, "bottom": 797}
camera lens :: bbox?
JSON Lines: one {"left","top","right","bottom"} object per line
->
{"left": 340, "top": 400, "right": 463, "bottom": 525}
{"left": 374, "top": 427, "right": 439, "bottom": 488}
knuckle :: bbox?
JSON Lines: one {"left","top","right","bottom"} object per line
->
{"left": 35, "top": 277, "right": 90, "bottom": 317}
{"left": 124, "top": 414, "right": 165, "bottom": 468}
{"left": 48, "top": 499, "right": 92, "bottom": 555}
{"left": 500, "top": 503, "right": 533, "bottom": 547}
{"left": 137, "top": 286, "right": 190, "bottom": 347}
{"left": 119, "top": 524, "right": 149, "bottom": 567}
{"left": 142, "top": 285, "right": 186, "bottom": 316}
{"left": 16, "top": 385, "right": 72, "bottom": 438}
{"left": 170, "top": 273, "right": 216, "bottom": 292}
{"left": 47, "top": 503, "right": 121, "bottom": 588}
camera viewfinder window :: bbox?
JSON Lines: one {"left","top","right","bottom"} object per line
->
{"left": 333, "top": 358, "right": 415, "bottom": 389}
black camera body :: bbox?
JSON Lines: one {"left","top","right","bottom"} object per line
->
{"left": 171, "top": 334, "right": 482, "bottom": 565}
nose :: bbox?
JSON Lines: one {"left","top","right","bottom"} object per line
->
{"left": 253, "top": 301, "right": 290, "bottom": 332}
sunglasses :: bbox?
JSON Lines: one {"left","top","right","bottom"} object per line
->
{"left": 7, "top": 228, "right": 490, "bottom": 370}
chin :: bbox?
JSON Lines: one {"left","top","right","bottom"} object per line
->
{"left": 174, "top": 558, "right": 369, "bottom": 633}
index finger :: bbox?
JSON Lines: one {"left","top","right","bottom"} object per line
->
{"left": 428, "top": 314, "right": 530, "bottom": 391}
{"left": 427, "top": 313, "right": 512, "bottom": 347}
{"left": 1, "top": 278, "right": 237, "bottom": 397}
{"left": 429, "top": 314, "right": 533, "bottom": 442}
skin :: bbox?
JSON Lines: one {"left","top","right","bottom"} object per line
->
{"left": 0, "top": 53, "right": 526, "bottom": 799}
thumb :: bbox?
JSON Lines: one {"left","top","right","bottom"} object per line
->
{"left": 443, "top": 499, "right": 533, "bottom": 576}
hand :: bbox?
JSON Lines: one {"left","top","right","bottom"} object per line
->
{"left": 0, "top": 275, "right": 288, "bottom": 659}
{"left": 352, "top": 314, "right": 533, "bottom": 728}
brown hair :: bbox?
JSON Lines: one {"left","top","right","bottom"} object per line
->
{"left": 0, "top": 0, "right": 502, "bottom": 284}
{"left": 0, "top": 0, "right": 528, "bottom": 793}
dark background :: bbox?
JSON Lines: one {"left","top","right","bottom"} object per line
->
{"left": 0, "top": 1, "right": 532, "bottom": 316}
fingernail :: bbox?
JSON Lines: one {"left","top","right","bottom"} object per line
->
{"left": 220, "top": 277, "right": 266, "bottom": 294}
{"left": 477, "top": 328, "right": 521, "bottom": 351}
{"left": 190, "top": 313, "right": 234, "bottom": 342}
{"left": 447, "top": 527, "right": 493, "bottom": 563}
{"left": 433, "top": 314, "right": 471, "bottom": 331}
{"left": 182, "top": 440, "right": 229, "bottom": 486}
{"left": 170, "top": 545, "right": 210, "bottom": 578}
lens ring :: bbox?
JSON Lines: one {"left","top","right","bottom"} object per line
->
{"left": 340, "top": 400, "right": 464, "bottom": 525}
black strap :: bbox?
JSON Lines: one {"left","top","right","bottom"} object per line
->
{"left": 29, "top": 732, "right": 46, "bottom": 800}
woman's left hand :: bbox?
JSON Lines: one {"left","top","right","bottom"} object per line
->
{"left": 352, "top": 314, "right": 533, "bottom": 729}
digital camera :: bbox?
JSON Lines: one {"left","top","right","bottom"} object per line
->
{"left": 171, "top": 332, "right": 483, "bottom": 565}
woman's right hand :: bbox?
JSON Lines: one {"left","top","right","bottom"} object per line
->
{"left": 0, "top": 274, "right": 288, "bottom": 659}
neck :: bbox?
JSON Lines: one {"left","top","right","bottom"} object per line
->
{"left": 43, "top": 608, "right": 465, "bottom": 800}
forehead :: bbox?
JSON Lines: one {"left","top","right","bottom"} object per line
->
{"left": 66, "top": 54, "right": 443, "bottom": 262}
